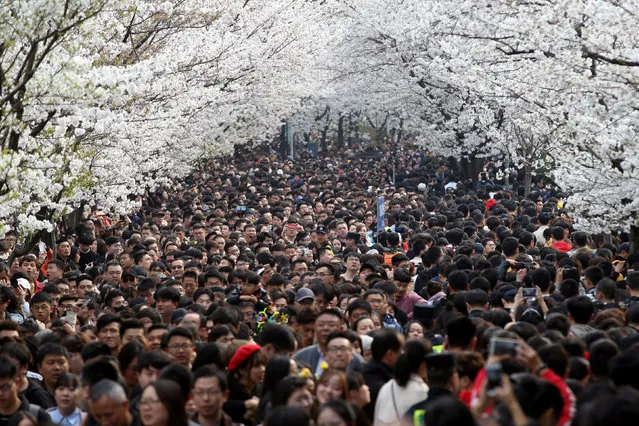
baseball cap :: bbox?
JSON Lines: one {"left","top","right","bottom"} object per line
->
{"left": 295, "top": 288, "right": 316, "bottom": 303}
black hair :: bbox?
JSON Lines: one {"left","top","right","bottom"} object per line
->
{"left": 81, "top": 358, "right": 119, "bottom": 386}
{"left": 421, "top": 397, "right": 476, "bottom": 426}
{"left": 96, "top": 313, "right": 121, "bottom": 333}
{"left": 566, "top": 296, "right": 594, "bottom": 324}
{"left": 255, "top": 324, "right": 296, "bottom": 354}
{"left": 159, "top": 363, "right": 193, "bottom": 400}
{"left": 395, "top": 339, "right": 431, "bottom": 387}
{"left": 370, "top": 328, "right": 402, "bottom": 362}
{"left": 154, "top": 286, "right": 181, "bottom": 303}
{"left": 119, "top": 319, "right": 144, "bottom": 338}
{"left": 446, "top": 317, "right": 476, "bottom": 349}
{"left": 0, "top": 355, "right": 17, "bottom": 380}
{"left": 160, "top": 327, "right": 194, "bottom": 350}
{"left": 37, "top": 342, "right": 69, "bottom": 366}
{"left": 193, "top": 365, "right": 228, "bottom": 393}
{"left": 265, "top": 406, "right": 311, "bottom": 426}
{"left": 318, "top": 400, "right": 356, "bottom": 426}
{"left": 538, "top": 344, "right": 569, "bottom": 378}
{"left": 1, "top": 342, "right": 30, "bottom": 366}
{"left": 272, "top": 375, "right": 308, "bottom": 408}
{"left": 54, "top": 372, "right": 80, "bottom": 390}
{"left": 192, "top": 343, "right": 224, "bottom": 371}
{"left": 589, "top": 339, "right": 619, "bottom": 379}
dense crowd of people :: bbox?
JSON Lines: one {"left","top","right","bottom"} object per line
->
{"left": 0, "top": 143, "right": 637, "bottom": 426}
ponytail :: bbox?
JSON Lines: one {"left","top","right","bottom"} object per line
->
{"left": 395, "top": 339, "right": 429, "bottom": 387}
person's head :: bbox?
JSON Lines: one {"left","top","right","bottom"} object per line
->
{"left": 255, "top": 324, "right": 296, "bottom": 359}
{"left": 589, "top": 339, "right": 619, "bottom": 380}
{"left": 137, "top": 350, "right": 175, "bottom": 389}
{"left": 147, "top": 324, "right": 169, "bottom": 351}
{"left": 346, "top": 371, "right": 370, "bottom": 408}
{"left": 566, "top": 296, "right": 594, "bottom": 325}
{"left": 161, "top": 327, "right": 195, "bottom": 366}
{"left": 395, "top": 339, "right": 431, "bottom": 386}
{"left": 363, "top": 289, "right": 387, "bottom": 313}
{"left": 89, "top": 379, "right": 131, "bottom": 426}
{"left": 272, "top": 376, "right": 314, "bottom": 415}
{"left": 266, "top": 406, "right": 311, "bottom": 426}
{"left": 316, "top": 369, "right": 348, "bottom": 404}
{"left": 346, "top": 299, "right": 372, "bottom": 324}
{"left": 37, "top": 343, "right": 70, "bottom": 388}
{"left": 316, "top": 400, "right": 357, "bottom": 426}
{"left": 465, "top": 289, "right": 489, "bottom": 312}
{"left": 0, "top": 320, "right": 20, "bottom": 341}
{"left": 228, "top": 344, "right": 267, "bottom": 389}
{"left": 512, "top": 374, "right": 563, "bottom": 426}
{"left": 595, "top": 278, "right": 617, "bottom": 302}
{"left": 370, "top": 328, "right": 404, "bottom": 368}
{"left": 352, "top": 316, "right": 375, "bottom": 336}
{"left": 445, "top": 317, "right": 476, "bottom": 351}
{"left": 325, "top": 331, "right": 354, "bottom": 371}
{"left": 419, "top": 396, "right": 476, "bottom": 426}
{"left": 96, "top": 314, "right": 122, "bottom": 352}
{"left": 54, "top": 372, "right": 81, "bottom": 412}
{"left": 30, "top": 291, "right": 53, "bottom": 322}
{"left": 424, "top": 353, "right": 459, "bottom": 392}
{"left": 315, "top": 309, "right": 343, "bottom": 348}
{"left": 0, "top": 355, "right": 19, "bottom": 409}
{"left": 139, "top": 379, "right": 188, "bottom": 426}
{"left": 120, "top": 319, "right": 145, "bottom": 345}
{"left": 192, "top": 366, "right": 228, "bottom": 420}
{"left": 404, "top": 320, "right": 425, "bottom": 339}
{"left": 154, "top": 287, "right": 180, "bottom": 318}
{"left": 455, "top": 351, "right": 484, "bottom": 391}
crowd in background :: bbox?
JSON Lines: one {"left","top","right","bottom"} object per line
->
{"left": 0, "top": 143, "right": 637, "bottom": 426}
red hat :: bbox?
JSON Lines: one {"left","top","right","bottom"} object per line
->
{"left": 228, "top": 344, "right": 262, "bottom": 372}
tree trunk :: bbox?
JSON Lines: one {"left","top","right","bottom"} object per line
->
{"left": 321, "top": 124, "right": 329, "bottom": 153}
{"left": 630, "top": 225, "right": 639, "bottom": 254}
{"left": 279, "top": 124, "right": 287, "bottom": 159}
{"left": 337, "top": 115, "right": 344, "bottom": 148}
{"left": 523, "top": 165, "right": 533, "bottom": 198}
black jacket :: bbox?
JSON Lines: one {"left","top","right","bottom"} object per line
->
{"left": 357, "top": 359, "right": 393, "bottom": 421}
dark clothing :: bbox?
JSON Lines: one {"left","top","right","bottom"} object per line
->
{"left": 192, "top": 411, "right": 234, "bottom": 426}
{"left": 404, "top": 388, "right": 455, "bottom": 426}
{"left": 78, "top": 250, "right": 101, "bottom": 272}
{"left": 223, "top": 375, "right": 257, "bottom": 426}
{"left": 358, "top": 359, "right": 394, "bottom": 421}
{"left": 21, "top": 378, "right": 55, "bottom": 409}
{"left": 0, "top": 396, "right": 53, "bottom": 426}
{"left": 624, "top": 296, "right": 639, "bottom": 308}
{"left": 226, "top": 285, "right": 269, "bottom": 312}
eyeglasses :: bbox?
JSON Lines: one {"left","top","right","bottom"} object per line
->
{"left": 193, "top": 388, "right": 222, "bottom": 397}
{"left": 327, "top": 345, "right": 351, "bottom": 353}
{"left": 167, "top": 343, "right": 193, "bottom": 351}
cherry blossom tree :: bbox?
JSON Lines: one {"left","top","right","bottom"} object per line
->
{"left": 1, "top": 0, "right": 338, "bottom": 248}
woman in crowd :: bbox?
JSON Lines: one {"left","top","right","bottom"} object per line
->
{"left": 316, "top": 370, "right": 349, "bottom": 405}
{"left": 225, "top": 343, "right": 267, "bottom": 425}
{"left": 374, "top": 339, "right": 431, "bottom": 426}
{"left": 47, "top": 373, "right": 86, "bottom": 426}
{"left": 139, "top": 379, "right": 189, "bottom": 426}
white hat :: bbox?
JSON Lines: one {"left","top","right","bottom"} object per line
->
{"left": 417, "top": 183, "right": 427, "bottom": 192}
{"left": 16, "top": 278, "right": 30, "bottom": 290}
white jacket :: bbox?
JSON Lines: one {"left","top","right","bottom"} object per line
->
{"left": 374, "top": 374, "right": 429, "bottom": 426}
